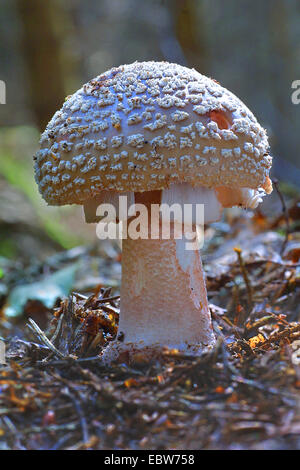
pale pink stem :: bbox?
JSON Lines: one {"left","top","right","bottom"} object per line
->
{"left": 118, "top": 222, "right": 215, "bottom": 351}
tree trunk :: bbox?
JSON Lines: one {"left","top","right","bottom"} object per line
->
{"left": 171, "top": 0, "right": 209, "bottom": 73}
{"left": 16, "top": 0, "right": 66, "bottom": 130}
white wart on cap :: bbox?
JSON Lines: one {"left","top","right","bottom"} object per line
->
{"left": 34, "top": 61, "right": 272, "bottom": 207}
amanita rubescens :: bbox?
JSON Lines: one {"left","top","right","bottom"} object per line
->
{"left": 34, "top": 61, "right": 273, "bottom": 363}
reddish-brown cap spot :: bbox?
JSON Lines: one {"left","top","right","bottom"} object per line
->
{"left": 209, "top": 110, "right": 231, "bottom": 130}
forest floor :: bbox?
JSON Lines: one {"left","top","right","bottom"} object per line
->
{"left": 1, "top": 183, "right": 300, "bottom": 450}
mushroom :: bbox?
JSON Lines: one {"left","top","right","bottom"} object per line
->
{"left": 34, "top": 61, "right": 273, "bottom": 363}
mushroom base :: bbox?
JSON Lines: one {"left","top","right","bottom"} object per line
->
{"left": 101, "top": 341, "right": 215, "bottom": 366}
{"left": 101, "top": 222, "right": 215, "bottom": 365}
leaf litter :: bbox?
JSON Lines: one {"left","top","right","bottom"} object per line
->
{"left": 1, "top": 188, "right": 300, "bottom": 450}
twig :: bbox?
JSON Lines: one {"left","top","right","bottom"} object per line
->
{"left": 35, "top": 355, "right": 102, "bottom": 368}
{"left": 27, "top": 318, "right": 66, "bottom": 359}
{"left": 50, "top": 311, "right": 65, "bottom": 346}
{"left": 234, "top": 247, "right": 253, "bottom": 309}
{"left": 62, "top": 387, "right": 89, "bottom": 445}
{"left": 232, "top": 374, "right": 295, "bottom": 402}
{"left": 257, "top": 324, "right": 300, "bottom": 350}
{"left": 273, "top": 178, "right": 290, "bottom": 255}
{"left": 94, "top": 295, "right": 120, "bottom": 304}
{"left": 244, "top": 315, "right": 275, "bottom": 336}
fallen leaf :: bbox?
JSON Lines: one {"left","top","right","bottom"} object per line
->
{"left": 4, "top": 263, "right": 79, "bottom": 318}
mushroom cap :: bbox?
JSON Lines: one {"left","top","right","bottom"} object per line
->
{"left": 34, "top": 61, "right": 272, "bottom": 206}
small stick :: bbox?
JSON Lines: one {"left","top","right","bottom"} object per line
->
{"left": 27, "top": 318, "right": 65, "bottom": 359}
{"left": 258, "top": 323, "right": 300, "bottom": 350}
{"left": 234, "top": 247, "right": 253, "bottom": 308}
{"left": 50, "top": 311, "right": 65, "bottom": 345}
{"left": 244, "top": 315, "right": 275, "bottom": 335}
{"left": 63, "top": 387, "right": 89, "bottom": 445}
{"left": 95, "top": 295, "right": 120, "bottom": 303}
{"left": 273, "top": 178, "right": 290, "bottom": 255}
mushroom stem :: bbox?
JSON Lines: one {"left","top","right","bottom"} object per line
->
{"left": 111, "top": 221, "right": 215, "bottom": 359}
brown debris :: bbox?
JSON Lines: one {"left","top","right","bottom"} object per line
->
{"left": 1, "top": 192, "right": 300, "bottom": 449}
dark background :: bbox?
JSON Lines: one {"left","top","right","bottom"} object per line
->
{"left": 0, "top": 0, "right": 300, "bottom": 258}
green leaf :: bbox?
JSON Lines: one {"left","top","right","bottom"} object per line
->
{"left": 4, "top": 263, "right": 79, "bottom": 319}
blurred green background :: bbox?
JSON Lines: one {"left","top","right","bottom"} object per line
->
{"left": 0, "top": 0, "right": 300, "bottom": 261}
